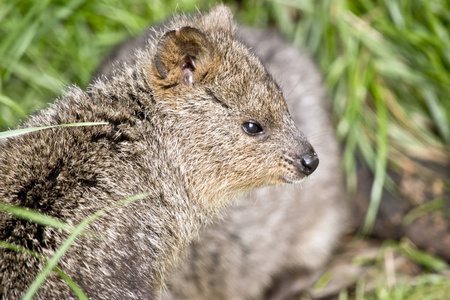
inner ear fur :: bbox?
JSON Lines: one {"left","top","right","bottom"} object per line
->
{"left": 154, "top": 26, "right": 214, "bottom": 86}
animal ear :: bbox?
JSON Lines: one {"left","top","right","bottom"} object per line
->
{"left": 201, "top": 5, "right": 234, "bottom": 34}
{"left": 154, "top": 26, "right": 214, "bottom": 86}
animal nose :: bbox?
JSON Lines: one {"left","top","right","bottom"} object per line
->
{"left": 295, "top": 152, "right": 319, "bottom": 176}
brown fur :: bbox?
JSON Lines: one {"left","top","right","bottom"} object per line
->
{"left": 0, "top": 6, "right": 319, "bottom": 299}
{"left": 166, "top": 29, "right": 348, "bottom": 300}
{"left": 96, "top": 17, "right": 348, "bottom": 300}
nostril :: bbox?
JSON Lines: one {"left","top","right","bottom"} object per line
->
{"left": 296, "top": 152, "right": 319, "bottom": 176}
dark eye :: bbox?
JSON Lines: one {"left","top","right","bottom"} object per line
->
{"left": 242, "top": 121, "right": 264, "bottom": 136}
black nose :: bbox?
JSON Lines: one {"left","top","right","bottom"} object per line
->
{"left": 295, "top": 152, "right": 319, "bottom": 176}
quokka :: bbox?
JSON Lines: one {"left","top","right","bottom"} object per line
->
{"left": 96, "top": 8, "right": 348, "bottom": 300}
{"left": 0, "top": 5, "right": 332, "bottom": 300}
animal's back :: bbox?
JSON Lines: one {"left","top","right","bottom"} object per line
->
{"left": 0, "top": 85, "right": 170, "bottom": 299}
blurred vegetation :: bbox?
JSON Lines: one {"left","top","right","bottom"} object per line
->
{"left": 252, "top": 0, "right": 450, "bottom": 233}
{"left": 0, "top": 0, "right": 215, "bottom": 128}
{"left": 1, "top": 0, "right": 449, "bottom": 298}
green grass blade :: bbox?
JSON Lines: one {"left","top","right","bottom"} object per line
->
{"left": 399, "top": 242, "right": 449, "bottom": 272}
{"left": 361, "top": 82, "right": 389, "bottom": 234}
{"left": 0, "top": 241, "right": 88, "bottom": 299}
{"left": 22, "top": 193, "right": 148, "bottom": 300}
{"left": 422, "top": 87, "right": 450, "bottom": 144}
{"left": 0, "top": 204, "right": 74, "bottom": 232}
{"left": 402, "top": 198, "right": 446, "bottom": 226}
{"left": 0, "top": 58, "right": 66, "bottom": 94}
{"left": 0, "top": 122, "right": 108, "bottom": 139}
{"left": 0, "top": 94, "right": 27, "bottom": 117}
{"left": 0, "top": 241, "right": 44, "bottom": 260}
{"left": 54, "top": 268, "right": 89, "bottom": 300}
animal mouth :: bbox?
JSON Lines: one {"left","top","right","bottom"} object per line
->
{"left": 280, "top": 175, "right": 304, "bottom": 184}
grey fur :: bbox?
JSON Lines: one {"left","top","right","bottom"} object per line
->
{"left": 0, "top": 6, "right": 325, "bottom": 300}
{"left": 96, "top": 14, "right": 348, "bottom": 300}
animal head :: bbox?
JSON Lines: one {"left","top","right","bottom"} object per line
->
{"left": 145, "top": 5, "right": 318, "bottom": 203}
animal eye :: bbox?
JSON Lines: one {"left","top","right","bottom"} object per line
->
{"left": 242, "top": 121, "right": 264, "bottom": 136}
